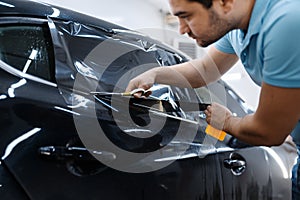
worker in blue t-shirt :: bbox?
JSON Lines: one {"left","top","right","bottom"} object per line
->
{"left": 126, "top": 0, "right": 300, "bottom": 198}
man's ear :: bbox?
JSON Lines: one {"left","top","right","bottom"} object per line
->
{"left": 219, "top": 0, "right": 234, "bottom": 14}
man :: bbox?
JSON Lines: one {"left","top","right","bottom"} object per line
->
{"left": 125, "top": 0, "right": 300, "bottom": 198}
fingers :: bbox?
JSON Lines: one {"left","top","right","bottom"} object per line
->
{"left": 143, "top": 90, "right": 152, "bottom": 97}
{"left": 125, "top": 71, "right": 155, "bottom": 98}
{"left": 204, "top": 103, "right": 232, "bottom": 130}
{"left": 204, "top": 105, "right": 212, "bottom": 123}
{"left": 125, "top": 80, "right": 152, "bottom": 98}
{"left": 133, "top": 91, "right": 144, "bottom": 98}
{"left": 125, "top": 79, "right": 139, "bottom": 93}
{"left": 131, "top": 90, "right": 152, "bottom": 98}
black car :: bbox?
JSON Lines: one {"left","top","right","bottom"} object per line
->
{"left": 0, "top": 0, "right": 296, "bottom": 199}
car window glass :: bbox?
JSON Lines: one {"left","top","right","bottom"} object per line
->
{"left": 0, "top": 24, "right": 55, "bottom": 81}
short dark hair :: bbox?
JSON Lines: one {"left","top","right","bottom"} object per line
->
{"left": 187, "top": 0, "right": 213, "bottom": 9}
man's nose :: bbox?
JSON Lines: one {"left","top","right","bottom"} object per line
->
{"left": 178, "top": 19, "right": 190, "bottom": 35}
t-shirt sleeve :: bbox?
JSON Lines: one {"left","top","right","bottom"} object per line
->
{"left": 214, "top": 34, "right": 236, "bottom": 54}
{"left": 263, "top": 11, "right": 300, "bottom": 88}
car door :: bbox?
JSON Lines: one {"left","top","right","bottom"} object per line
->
{"left": 0, "top": 17, "right": 85, "bottom": 199}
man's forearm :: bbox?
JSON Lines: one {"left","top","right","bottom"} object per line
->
{"left": 225, "top": 114, "right": 287, "bottom": 146}
{"left": 155, "top": 60, "right": 220, "bottom": 88}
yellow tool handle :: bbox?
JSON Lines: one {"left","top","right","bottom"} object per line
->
{"left": 205, "top": 124, "right": 227, "bottom": 141}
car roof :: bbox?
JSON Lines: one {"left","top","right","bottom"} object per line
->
{"left": 0, "top": 0, "right": 126, "bottom": 32}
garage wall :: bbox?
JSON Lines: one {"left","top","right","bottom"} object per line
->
{"left": 39, "top": 0, "right": 166, "bottom": 29}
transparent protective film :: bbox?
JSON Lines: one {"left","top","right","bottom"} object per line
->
{"left": 48, "top": 18, "right": 226, "bottom": 173}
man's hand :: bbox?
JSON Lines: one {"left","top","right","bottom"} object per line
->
{"left": 125, "top": 69, "right": 157, "bottom": 98}
{"left": 205, "top": 84, "right": 300, "bottom": 146}
{"left": 205, "top": 102, "right": 233, "bottom": 130}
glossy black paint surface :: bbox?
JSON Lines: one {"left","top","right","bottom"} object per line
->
{"left": 0, "top": 0, "right": 294, "bottom": 199}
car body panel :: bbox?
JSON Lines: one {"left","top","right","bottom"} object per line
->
{"left": 0, "top": 161, "right": 29, "bottom": 199}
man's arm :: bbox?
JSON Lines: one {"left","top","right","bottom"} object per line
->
{"left": 125, "top": 46, "right": 238, "bottom": 94}
{"left": 206, "top": 82, "right": 300, "bottom": 146}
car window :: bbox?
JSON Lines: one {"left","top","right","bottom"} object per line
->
{"left": 0, "top": 24, "right": 55, "bottom": 82}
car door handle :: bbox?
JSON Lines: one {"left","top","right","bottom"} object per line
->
{"left": 224, "top": 157, "right": 246, "bottom": 176}
{"left": 38, "top": 146, "right": 116, "bottom": 162}
{"left": 224, "top": 159, "right": 246, "bottom": 168}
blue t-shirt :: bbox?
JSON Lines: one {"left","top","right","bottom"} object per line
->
{"left": 214, "top": 0, "right": 300, "bottom": 144}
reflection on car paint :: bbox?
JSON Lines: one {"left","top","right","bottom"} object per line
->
{"left": 54, "top": 106, "right": 80, "bottom": 116}
{"left": 7, "top": 79, "right": 27, "bottom": 98}
{"left": 2, "top": 128, "right": 41, "bottom": 160}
